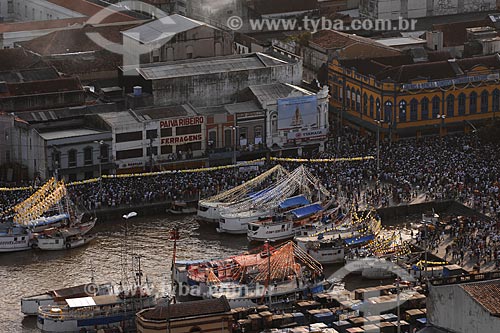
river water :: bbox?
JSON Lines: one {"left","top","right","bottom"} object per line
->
{"left": 0, "top": 215, "right": 251, "bottom": 333}
{"left": 0, "top": 214, "right": 397, "bottom": 333}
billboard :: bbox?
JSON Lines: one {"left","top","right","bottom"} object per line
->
{"left": 277, "top": 95, "right": 318, "bottom": 130}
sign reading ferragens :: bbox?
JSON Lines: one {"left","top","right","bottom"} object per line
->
{"left": 402, "top": 73, "right": 500, "bottom": 91}
{"left": 159, "top": 115, "right": 204, "bottom": 146}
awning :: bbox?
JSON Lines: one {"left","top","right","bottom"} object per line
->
{"left": 279, "top": 195, "right": 310, "bottom": 209}
{"left": 66, "top": 296, "right": 96, "bottom": 308}
{"left": 248, "top": 188, "right": 270, "bottom": 200}
{"left": 290, "top": 204, "right": 323, "bottom": 219}
{"left": 344, "top": 234, "right": 375, "bottom": 246}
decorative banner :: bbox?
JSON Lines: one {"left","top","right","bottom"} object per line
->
{"left": 270, "top": 156, "right": 374, "bottom": 163}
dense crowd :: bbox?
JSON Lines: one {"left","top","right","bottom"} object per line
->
{"left": 1, "top": 130, "right": 500, "bottom": 223}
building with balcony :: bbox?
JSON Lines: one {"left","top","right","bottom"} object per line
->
{"left": 328, "top": 53, "right": 500, "bottom": 139}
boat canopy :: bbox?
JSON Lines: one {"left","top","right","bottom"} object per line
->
{"left": 29, "top": 214, "right": 69, "bottom": 226}
{"left": 248, "top": 188, "right": 271, "bottom": 200}
{"left": 344, "top": 234, "right": 375, "bottom": 246}
{"left": 279, "top": 195, "right": 310, "bottom": 209}
{"left": 290, "top": 204, "right": 323, "bottom": 219}
{"left": 66, "top": 296, "right": 96, "bottom": 308}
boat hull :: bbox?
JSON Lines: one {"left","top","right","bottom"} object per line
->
{"left": 0, "top": 232, "right": 32, "bottom": 252}
{"left": 218, "top": 211, "right": 269, "bottom": 234}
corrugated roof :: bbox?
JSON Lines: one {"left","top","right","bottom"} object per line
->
{"left": 139, "top": 296, "right": 231, "bottom": 321}
{"left": 38, "top": 128, "right": 106, "bottom": 140}
{"left": 249, "top": 83, "right": 312, "bottom": 106}
{"left": 122, "top": 14, "right": 204, "bottom": 44}
{"left": 136, "top": 53, "right": 289, "bottom": 80}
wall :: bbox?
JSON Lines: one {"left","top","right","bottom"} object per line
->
{"left": 427, "top": 283, "right": 500, "bottom": 333}
{"left": 9, "top": 0, "right": 84, "bottom": 22}
{"left": 151, "top": 61, "right": 303, "bottom": 106}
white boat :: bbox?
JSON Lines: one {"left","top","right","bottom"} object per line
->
{"left": 217, "top": 209, "right": 270, "bottom": 234}
{"left": 21, "top": 283, "right": 114, "bottom": 316}
{"left": 197, "top": 201, "right": 227, "bottom": 223}
{"left": 37, "top": 233, "right": 97, "bottom": 251}
{"left": 28, "top": 214, "right": 69, "bottom": 233}
{"left": 247, "top": 203, "right": 324, "bottom": 242}
{"left": 168, "top": 200, "right": 197, "bottom": 215}
{"left": 0, "top": 224, "right": 32, "bottom": 252}
{"left": 37, "top": 292, "right": 156, "bottom": 332}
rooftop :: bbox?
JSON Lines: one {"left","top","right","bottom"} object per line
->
{"left": 0, "top": 67, "right": 60, "bottom": 83}
{"left": 138, "top": 297, "right": 231, "bottom": 321}
{"left": 38, "top": 128, "right": 107, "bottom": 140}
{"left": 135, "top": 53, "right": 293, "bottom": 80}
{"left": 375, "top": 37, "right": 427, "bottom": 47}
{"left": 122, "top": 14, "right": 206, "bottom": 44}
{"left": 0, "top": 48, "right": 46, "bottom": 72}
{"left": 45, "top": 0, "right": 138, "bottom": 23}
{"left": 432, "top": 19, "right": 491, "bottom": 47}
{"left": 0, "top": 17, "right": 87, "bottom": 33}
{"left": 248, "top": 83, "right": 313, "bottom": 106}
{"left": 248, "top": 0, "right": 319, "bottom": 15}
{"left": 0, "top": 77, "right": 83, "bottom": 97}
{"left": 461, "top": 279, "right": 500, "bottom": 316}
{"left": 99, "top": 105, "right": 195, "bottom": 126}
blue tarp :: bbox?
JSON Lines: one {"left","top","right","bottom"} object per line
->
{"left": 279, "top": 195, "right": 310, "bottom": 209}
{"left": 290, "top": 204, "right": 323, "bottom": 219}
{"left": 344, "top": 234, "right": 375, "bottom": 246}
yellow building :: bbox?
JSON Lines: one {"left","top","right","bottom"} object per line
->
{"left": 328, "top": 54, "right": 500, "bottom": 139}
{"left": 136, "top": 297, "right": 233, "bottom": 333}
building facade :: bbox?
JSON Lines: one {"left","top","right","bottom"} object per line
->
{"left": 360, "top": 0, "right": 496, "bottom": 20}
{"left": 329, "top": 54, "right": 500, "bottom": 139}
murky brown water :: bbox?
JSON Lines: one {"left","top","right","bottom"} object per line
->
{"left": 0, "top": 215, "right": 249, "bottom": 333}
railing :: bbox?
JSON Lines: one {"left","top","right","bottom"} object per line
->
{"left": 429, "top": 270, "right": 500, "bottom": 286}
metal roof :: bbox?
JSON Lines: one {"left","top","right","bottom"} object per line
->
{"left": 66, "top": 297, "right": 96, "bottom": 308}
{"left": 290, "top": 203, "right": 323, "bottom": 219}
{"left": 136, "top": 53, "right": 289, "bottom": 80}
{"left": 38, "top": 128, "right": 106, "bottom": 140}
{"left": 122, "top": 14, "right": 204, "bottom": 44}
{"left": 279, "top": 195, "right": 310, "bottom": 209}
{"left": 249, "top": 83, "right": 313, "bottom": 106}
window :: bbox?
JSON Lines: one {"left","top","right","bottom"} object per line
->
{"left": 7, "top": 0, "right": 13, "bottom": 14}
{"left": 469, "top": 92, "right": 477, "bottom": 114}
{"left": 186, "top": 45, "right": 193, "bottom": 59}
{"left": 146, "top": 129, "right": 158, "bottom": 140}
{"left": 351, "top": 90, "right": 356, "bottom": 110}
{"left": 161, "top": 145, "right": 173, "bottom": 155}
{"left": 446, "top": 95, "right": 454, "bottom": 117}
{"left": 100, "top": 144, "right": 109, "bottom": 163}
{"left": 421, "top": 97, "right": 429, "bottom": 120}
{"left": 84, "top": 147, "right": 93, "bottom": 165}
{"left": 458, "top": 93, "right": 466, "bottom": 115}
{"left": 369, "top": 96, "right": 374, "bottom": 118}
{"left": 398, "top": 100, "right": 406, "bottom": 122}
{"left": 224, "top": 129, "right": 232, "bottom": 147}
{"left": 376, "top": 98, "right": 381, "bottom": 120}
{"left": 254, "top": 126, "right": 263, "bottom": 144}
{"left": 356, "top": 90, "right": 361, "bottom": 112}
{"left": 363, "top": 93, "right": 368, "bottom": 115}
{"left": 146, "top": 146, "right": 158, "bottom": 156}
{"left": 116, "top": 131, "right": 142, "bottom": 143}
{"left": 160, "top": 128, "right": 173, "bottom": 137}
{"left": 68, "top": 150, "right": 77, "bottom": 168}
{"left": 493, "top": 89, "right": 500, "bottom": 113}
{"left": 346, "top": 87, "right": 350, "bottom": 107}
{"left": 52, "top": 151, "right": 61, "bottom": 168}
{"left": 116, "top": 149, "right": 143, "bottom": 160}
{"left": 271, "top": 114, "right": 278, "bottom": 134}
{"left": 481, "top": 90, "right": 489, "bottom": 113}
{"left": 410, "top": 99, "right": 418, "bottom": 121}
{"left": 176, "top": 125, "right": 201, "bottom": 136}
{"left": 208, "top": 131, "right": 217, "bottom": 147}
{"left": 432, "top": 97, "right": 440, "bottom": 119}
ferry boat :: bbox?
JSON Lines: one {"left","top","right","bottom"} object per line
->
{"left": 22, "top": 282, "right": 114, "bottom": 316}
{"left": 173, "top": 241, "right": 327, "bottom": 308}
{"left": 35, "top": 218, "right": 96, "bottom": 251}
{"left": 37, "top": 291, "right": 156, "bottom": 332}
{"left": 0, "top": 223, "right": 32, "bottom": 252}
{"left": 168, "top": 200, "right": 197, "bottom": 215}
{"left": 247, "top": 203, "right": 323, "bottom": 242}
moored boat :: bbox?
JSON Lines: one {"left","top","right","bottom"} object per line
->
{"left": 168, "top": 200, "right": 197, "bottom": 215}
{"left": 0, "top": 224, "right": 32, "bottom": 252}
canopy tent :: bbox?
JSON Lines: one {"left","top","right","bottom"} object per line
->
{"left": 279, "top": 195, "right": 310, "bottom": 210}
{"left": 290, "top": 204, "right": 323, "bottom": 219}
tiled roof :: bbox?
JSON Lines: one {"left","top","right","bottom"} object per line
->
{"left": 1, "top": 77, "right": 83, "bottom": 96}
{"left": 139, "top": 297, "right": 231, "bottom": 321}
{"left": 45, "top": 0, "right": 137, "bottom": 23}
{"left": 310, "top": 30, "right": 356, "bottom": 50}
{"left": 461, "top": 280, "right": 500, "bottom": 316}
{"left": 0, "top": 67, "right": 60, "bottom": 83}
{"left": 249, "top": 0, "right": 319, "bottom": 15}
{"left": 432, "top": 19, "right": 490, "bottom": 47}
{"left": 19, "top": 23, "right": 139, "bottom": 55}
{"left": 0, "top": 17, "right": 87, "bottom": 33}
{"left": 0, "top": 48, "right": 46, "bottom": 71}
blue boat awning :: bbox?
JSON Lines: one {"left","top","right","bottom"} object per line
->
{"left": 344, "top": 234, "right": 375, "bottom": 246}
{"left": 290, "top": 204, "right": 323, "bottom": 219}
{"left": 248, "top": 188, "right": 270, "bottom": 200}
{"left": 279, "top": 195, "right": 310, "bottom": 209}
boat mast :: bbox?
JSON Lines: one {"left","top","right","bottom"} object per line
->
{"left": 170, "top": 227, "right": 180, "bottom": 294}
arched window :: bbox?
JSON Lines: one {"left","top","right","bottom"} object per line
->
{"left": 352, "top": 90, "right": 356, "bottom": 110}
{"left": 398, "top": 100, "right": 406, "bottom": 122}
{"left": 410, "top": 99, "right": 418, "bottom": 121}
{"left": 271, "top": 114, "right": 278, "bottom": 134}
{"left": 421, "top": 97, "right": 429, "bottom": 120}
{"left": 493, "top": 89, "right": 500, "bottom": 113}
{"left": 363, "top": 93, "right": 368, "bottom": 115}
{"left": 432, "top": 96, "right": 440, "bottom": 118}
{"left": 369, "top": 96, "right": 374, "bottom": 118}
{"left": 469, "top": 92, "right": 477, "bottom": 114}
{"left": 356, "top": 90, "right": 361, "bottom": 112}
{"left": 100, "top": 144, "right": 109, "bottom": 163}
{"left": 84, "top": 147, "right": 93, "bottom": 165}
{"left": 384, "top": 101, "right": 393, "bottom": 122}
{"left": 458, "top": 93, "right": 466, "bottom": 115}
{"left": 68, "top": 149, "right": 77, "bottom": 168}
{"left": 446, "top": 95, "right": 454, "bottom": 117}
{"left": 376, "top": 98, "right": 381, "bottom": 120}
{"left": 346, "top": 86, "right": 351, "bottom": 106}
{"left": 481, "top": 90, "right": 489, "bottom": 113}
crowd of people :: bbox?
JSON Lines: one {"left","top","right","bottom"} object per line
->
{"left": 1, "top": 130, "right": 499, "bottom": 224}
